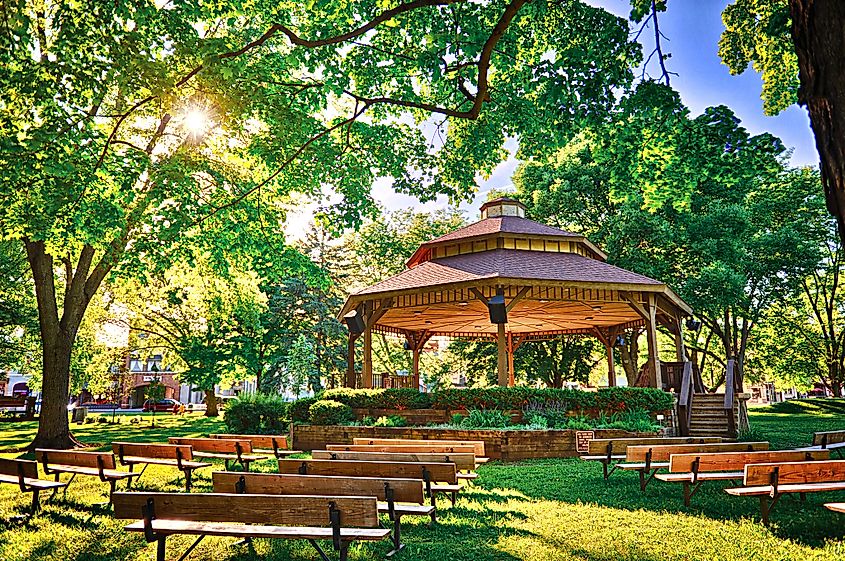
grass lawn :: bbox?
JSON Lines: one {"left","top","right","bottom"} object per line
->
{"left": 0, "top": 403, "right": 844, "bottom": 561}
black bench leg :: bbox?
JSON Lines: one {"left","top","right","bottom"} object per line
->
{"left": 430, "top": 507, "right": 437, "bottom": 526}
{"left": 156, "top": 536, "right": 167, "bottom": 561}
{"left": 759, "top": 496, "right": 770, "bottom": 526}
{"left": 339, "top": 542, "right": 349, "bottom": 561}
{"left": 602, "top": 461, "right": 608, "bottom": 480}
{"left": 184, "top": 469, "right": 193, "bottom": 492}
{"left": 243, "top": 461, "right": 251, "bottom": 473}
{"left": 799, "top": 492, "right": 806, "bottom": 502}
{"left": 683, "top": 482, "right": 691, "bottom": 507}
{"left": 30, "top": 490, "right": 40, "bottom": 515}
{"left": 108, "top": 480, "right": 116, "bottom": 503}
{"left": 451, "top": 491, "right": 457, "bottom": 506}
{"left": 387, "top": 515, "right": 405, "bottom": 557}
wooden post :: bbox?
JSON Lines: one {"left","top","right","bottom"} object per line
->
{"left": 507, "top": 332, "right": 515, "bottom": 387}
{"left": 361, "top": 302, "right": 373, "bottom": 389}
{"left": 606, "top": 343, "right": 616, "bottom": 387}
{"left": 412, "top": 348, "right": 421, "bottom": 390}
{"left": 675, "top": 314, "right": 686, "bottom": 362}
{"left": 645, "top": 294, "right": 662, "bottom": 389}
{"left": 346, "top": 333, "right": 357, "bottom": 388}
{"left": 497, "top": 322, "right": 508, "bottom": 387}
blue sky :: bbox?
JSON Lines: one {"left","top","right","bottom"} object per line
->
{"left": 285, "top": 1, "right": 818, "bottom": 237}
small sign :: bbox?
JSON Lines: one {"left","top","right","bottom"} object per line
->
{"left": 575, "top": 430, "right": 595, "bottom": 453}
{"left": 142, "top": 375, "right": 162, "bottom": 382}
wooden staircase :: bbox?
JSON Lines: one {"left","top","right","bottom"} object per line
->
{"left": 687, "top": 393, "right": 741, "bottom": 437}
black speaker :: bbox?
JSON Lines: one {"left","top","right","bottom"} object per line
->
{"left": 403, "top": 340, "right": 412, "bottom": 351}
{"left": 344, "top": 310, "right": 366, "bottom": 334}
{"left": 614, "top": 335, "right": 626, "bottom": 347}
{"left": 487, "top": 292, "right": 507, "bottom": 324}
{"left": 685, "top": 318, "right": 702, "bottom": 332}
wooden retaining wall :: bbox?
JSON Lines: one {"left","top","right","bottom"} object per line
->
{"left": 292, "top": 425, "right": 658, "bottom": 461}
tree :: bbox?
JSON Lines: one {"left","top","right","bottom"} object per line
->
{"left": 445, "top": 337, "right": 600, "bottom": 388}
{"left": 749, "top": 212, "right": 845, "bottom": 396}
{"left": 514, "top": 83, "right": 828, "bottom": 392}
{"left": 116, "top": 258, "right": 264, "bottom": 417}
{"left": 715, "top": 1, "right": 845, "bottom": 247}
{"left": 1, "top": 0, "right": 642, "bottom": 448}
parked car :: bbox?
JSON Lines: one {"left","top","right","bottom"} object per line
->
{"left": 142, "top": 398, "right": 182, "bottom": 412}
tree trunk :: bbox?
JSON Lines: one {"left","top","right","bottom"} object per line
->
{"left": 205, "top": 390, "right": 219, "bottom": 417}
{"left": 33, "top": 332, "right": 80, "bottom": 449}
{"left": 790, "top": 0, "right": 845, "bottom": 244}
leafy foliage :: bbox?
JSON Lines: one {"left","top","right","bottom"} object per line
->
{"left": 223, "top": 393, "right": 289, "bottom": 434}
{"left": 290, "top": 387, "right": 674, "bottom": 417}
{"left": 308, "top": 399, "right": 354, "bottom": 425}
{"left": 718, "top": 0, "right": 798, "bottom": 115}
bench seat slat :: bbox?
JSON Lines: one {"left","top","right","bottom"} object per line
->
{"left": 618, "top": 462, "right": 670, "bottom": 471}
{"left": 726, "top": 481, "right": 845, "bottom": 496}
{"left": 120, "top": 456, "right": 211, "bottom": 469}
{"left": 191, "top": 452, "right": 267, "bottom": 461}
{"left": 377, "top": 502, "right": 435, "bottom": 516}
{"left": 0, "top": 474, "right": 66, "bottom": 489}
{"left": 124, "top": 520, "right": 391, "bottom": 541}
{"left": 656, "top": 471, "right": 744, "bottom": 482}
{"left": 826, "top": 502, "right": 845, "bottom": 513}
{"left": 45, "top": 465, "right": 137, "bottom": 480}
{"left": 579, "top": 455, "right": 625, "bottom": 461}
{"left": 430, "top": 484, "right": 461, "bottom": 493}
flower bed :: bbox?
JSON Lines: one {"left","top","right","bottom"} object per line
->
{"left": 292, "top": 424, "right": 660, "bottom": 461}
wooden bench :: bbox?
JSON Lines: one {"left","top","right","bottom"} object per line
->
{"left": 35, "top": 449, "right": 137, "bottom": 501}
{"left": 168, "top": 437, "right": 266, "bottom": 471}
{"left": 214, "top": 471, "right": 434, "bottom": 556}
{"left": 328, "top": 444, "right": 487, "bottom": 464}
{"left": 655, "top": 449, "right": 830, "bottom": 506}
{"left": 113, "top": 492, "right": 390, "bottom": 561}
{"left": 580, "top": 437, "right": 723, "bottom": 480}
{"left": 353, "top": 438, "right": 487, "bottom": 461}
{"left": 799, "top": 430, "right": 845, "bottom": 458}
{"left": 112, "top": 442, "right": 211, "bottom": 491}
{"left": 313, "top": 450, "right": 478, "bottom": 480}
{"left": 618, "top": 442, "right": 769, "bottom": 491}
{"left": 209, "top": 434, "right": 302, "bottom": 458}
{"left": 0, "top": 395, "right": 36, "bottom": 419}
{"left": 826, "top": 502, "right": 845, "bottom": 514}
{"left": 278, "top": 458, "right": 460, "bottom": 506}
{"left": 0, "top": 457, "right": 65, "bottom": 515}
{"left": 726, "top": 459, "right": 845, "bottom": 524}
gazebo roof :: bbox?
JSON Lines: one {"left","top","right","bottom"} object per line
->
{"left": 340, "top": 197, "right": 691, "bottom": 340}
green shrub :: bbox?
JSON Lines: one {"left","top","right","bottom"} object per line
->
{"left": 373, "top": 415, "right": 408, "bottom": 427}
{"left": 309, "top": 400, "right": 355, "bottom": 425}
{"left": 289, "top": 397, "right": 319, "bottom": 423}
{"left": 361, "top": 416, "right": 377, "bottom": 425}
{"left": 224, "top": 393, "right": 289, "bottom": 434}
{"left": 287, "top": 386, "right": 674, "bottom": 425}
{"left": 459, "top": 409, "right": 511, "bottom": 429}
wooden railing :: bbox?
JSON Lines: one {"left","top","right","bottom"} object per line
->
{"left": 677, "top": 361, "right": 694, "bottom": 436}
{"left": 724, "top": 359, "right": 737, "bottom": 438}
{"left": 371, "top": 374, "right": 415, "bottom": 389}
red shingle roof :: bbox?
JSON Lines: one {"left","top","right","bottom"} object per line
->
{"left": 427, "top": 216, "right": 580, "bottom": 244}
{"left": 356, "top": 249, "right": 662, "bottom": 296}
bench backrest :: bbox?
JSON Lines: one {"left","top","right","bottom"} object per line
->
{"left": 278, "top": 459, "right": 458, "bottom": 484}
{"left": 586, "top": 437, "right": 722, "bottom": 456}
{"left": 625, "top": 442, "right": 769, "bottom": 462}
{"left": 35, "top": 449, "right": 116, "bottom": 470}
{"left": 353, "top": 438, "right": 485, "bottom": 456}
{"left": 212, "top": 471, "right": 425, "bottom": 504}
{"left": 312, "top": 450, "right": 475, "bottom": 471}
{"left": 327, "top": 444, "right": 478, "bottom": 455}
{"left": 0, "top": 396, "right": 25, "bottom": 406}
{"left": 668, "top": 449, "right": 830, "bottom": 473}
{"left": 112, "top": 442, "right": 194, "bottom": 461}
{"left": 813, "top": 430, "right": 845, "bottom": 447}
{"left": 210, "top": 434, "right": 288, "bottom": 450}
{"left": 744, "top": 459, "right": 845, "bottom": 486}
{"left": 168, "top": 437, "right": 253, "bottom": 454}
{"left": 112, "top": 492, "right": 380, "bottom": 527}
{"left": 0, "top": 457, "right": 38, "bottom": 479}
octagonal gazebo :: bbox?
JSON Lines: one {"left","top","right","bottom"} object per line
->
{"left": 339, "top": 198, "right": 692, "bottom": 390}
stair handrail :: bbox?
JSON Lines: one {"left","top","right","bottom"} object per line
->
{"left": 677, "top": 361, "right": 694, "bottom": 436}
{"left": 724, "top": 359, "right": 737, "bottom": 438}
